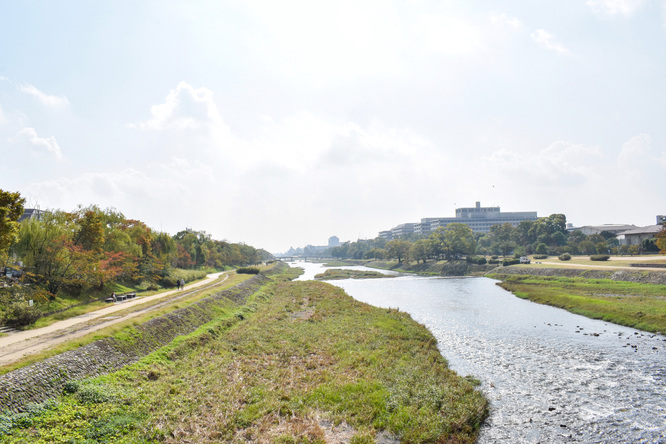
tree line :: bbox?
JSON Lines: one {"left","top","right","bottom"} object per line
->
{"left": 329, "top": 213, "right": 666, "bottom": 263}
{"left": 0, "top": 189, "right": 271, "bottom": 317}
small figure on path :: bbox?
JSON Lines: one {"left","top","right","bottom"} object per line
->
{"left": 180, "top": 279, "right": 185, "bottom": 290}
{"left": 176, "top": 279, "right": 180, "bottom": 290}
{"left": 112, "top": 292, "right": 117, "bottom": 302}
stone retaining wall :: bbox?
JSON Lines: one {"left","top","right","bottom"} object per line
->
{"left": 0, "top": 263, "right": 286, "bottom": 414}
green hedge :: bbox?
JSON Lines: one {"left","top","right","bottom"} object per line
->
{"left": 590, "top": 255, "right": 610, "bottom": 261}
{"left": 502, "top": 258, "right": 520, "bottom": 266}
{"left": 466, "top": 256, "right": 487, "bottom": 265}
{"left": 237, "top": 267, "right": 261, "bottom": 275}
{"left": 558, "top": 253, "right": 572, "bottom": 261}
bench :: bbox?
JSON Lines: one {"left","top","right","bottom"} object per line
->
{"left": 105, "top": 292, "right": 138, "bottom": 303}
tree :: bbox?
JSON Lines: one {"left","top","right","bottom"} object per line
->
{"left": 443, "top": 223, "right": 476, "bottom": 260}
{"left": 409, "top": 239, "right": 430, "bottom": 264}
{"left": 74, "top": 208, "right": 105, "bottom": 252}
{"left": 386, "top": 239, "right": 411, "bottom": 263}
{"left": 0, "top": 189, "right": 25, "bottom": 259}
{"left": 534, "top": 243, "right": 548, "bottom": 255}
{"left": 656, "top": 227, "right": 666, "bottom": 253}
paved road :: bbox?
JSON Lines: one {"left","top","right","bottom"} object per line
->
{"left": 0, "top": 271, "right": 228, "bottom": 366}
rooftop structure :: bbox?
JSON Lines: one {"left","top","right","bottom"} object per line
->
{"left": 568, "top": 224, "right": 637, "bottom": 236}
{"left": 18, "top": 208, "right": 45, "bottom": 222}
{"left": 616, "top": 225, "right": 664, "bottom": 246}
{"left": 379, "top": 202, "right": 538, "bottom": 240}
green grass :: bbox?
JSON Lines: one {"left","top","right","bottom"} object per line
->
{"left": 0, "top": 272, "right": 252, "bottom": 376}
{"left": 314, "top": 269, "right": 394, "bottom": 280}
{"left": 490, "top": 274, "right": 666, "bottom": 333}
{"left": 1, "top": 278, "right": 487, "bottom": 443}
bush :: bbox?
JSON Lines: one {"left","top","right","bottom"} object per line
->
{"left": 491, "top": 255, "right": 499, "bottom": 259}
{"left": 558, "top": 253, "right": 572, "bottom": 261}
{"left": 4, "top": 302, "right": 42, "bottom": 327}
{"left": 502, "top": 258, "right": 520, "bottom": 266}
{"left": 237, "top": 267, "right": 260, "bottom": 275}
{"left": 533, "top": 254, "right": 548, "bottom": 259}
{"left": 465, "top": 256, "right": 487, "bottom": 265}
{"left": 488, "top": 259, "right": 500, "bottom": 264}
{"left": 591, "top": 254, "right": 610, "bottom": 261}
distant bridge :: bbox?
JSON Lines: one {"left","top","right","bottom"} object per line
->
{"left": 274, "top": 256, "right": 333, "bottom": 262}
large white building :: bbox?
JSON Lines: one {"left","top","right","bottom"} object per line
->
{"left": 379, "top": 202, "right": 538, "bottom": 240}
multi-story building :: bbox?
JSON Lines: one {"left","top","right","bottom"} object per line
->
{"left": 379, "top": 202, "right": 538, "bottom": 240}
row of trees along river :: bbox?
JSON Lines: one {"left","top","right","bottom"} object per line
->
{"left": 0, "top": 189, "right": 271, "bottom": 327}
{"left": 328, "top": 214, "right": 666, "bottom": 262}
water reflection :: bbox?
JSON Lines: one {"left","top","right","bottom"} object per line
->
{"left": 292, "top": 261, "right": 666, "bottom": 443}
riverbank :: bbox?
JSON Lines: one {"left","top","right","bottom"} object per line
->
{"left": 326, "top": 258, "right": 666, "bottom": 334}
{"left": 0, "top": 266, "right": 487, "bottom": 443}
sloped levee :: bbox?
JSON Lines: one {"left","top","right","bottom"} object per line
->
{"left": 488, "top": 265, "right": 666, "bottom": 284}
{"left": 0, "top": 263, "right": 286, "bottom": 414}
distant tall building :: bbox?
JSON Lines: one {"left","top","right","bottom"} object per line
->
{"left": 328, "top": 236, "right": 340, "bottom": 247}
{"left": 18, "top": 208, "right": 45, "bottom": 222}
{"left": 379, "top": 202, "right": 538, "bottom": 240}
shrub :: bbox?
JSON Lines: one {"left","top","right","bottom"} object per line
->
{"left": 237, "top": 267, "right": 260, "bottom": 275}
{"left": 488, "top": 259, "right": 500, "bottom": 264}
{"left": 558, "top": 253, "right": 572, "bottom": 261}
{"left": 465, "top": 256, "right": 487, "bottom": 265}
{"left": 502, "top": 258, "right": 520, "bottom": 266}
{"left": 591, "top": 254, "right": 610, "bottom": 261}
{"left": 491, "top": 255, "right": 499, "bottom": 259}
{"left": 533, "top": 254, "right": 548, "bottom": 259}
{"left": 4, "top": 302, "right": 42, "bottom": 327}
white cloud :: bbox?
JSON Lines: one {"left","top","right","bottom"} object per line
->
{"left": 490, "top": 13, "right": 523, "bottom": 29}
{"left": 416, "top": 14, "right": 484, "bottom": 56}
{"left": 530, "top": 29, "right": 570, "bottom": 55}
{"left": 0, "top": 104, "right": 5, "bottom": 126}
{"left": 17, "top": 83, "right": 70, "bottom": 109}
{"left": 618, "top": 133, "right": 651, "bottom": 164}
{"left": 9, "top": 128, "right": 64, "bottom": 160}
{"left": 483, "top": 141, "right": 603, "bottom": 186}
{"left": 132, "top": 81, "right": 227, "bottom": 132}
{"left": 587, "top": 0, "right": 645, "bottom": 17}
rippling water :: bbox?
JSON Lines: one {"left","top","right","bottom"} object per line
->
{"left": 294, "top": 262, "right": 666, "bottom": 443}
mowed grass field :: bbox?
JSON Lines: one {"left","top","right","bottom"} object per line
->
{"left": 1, "top": 278, "right": 487, "bottom": 443}
{"left": 525, "top": 254, "right": 666, "bottom": 269}
{"left": 491, "top": 274, "right": 666, "bottom": 333}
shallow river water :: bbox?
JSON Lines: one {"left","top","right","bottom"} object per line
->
{"left": 294, "top": 262, "right": 666, "bottom": 443}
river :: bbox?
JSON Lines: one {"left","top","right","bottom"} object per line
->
{"left": 293, "top": 261, "right": 666, "bottom": 443}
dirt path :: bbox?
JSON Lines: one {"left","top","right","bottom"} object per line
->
{"left": 0, "top": 271, "right": 228, "bottom": 366}
{"left": 537, "top": 261, "right": 662, "bottom": 270}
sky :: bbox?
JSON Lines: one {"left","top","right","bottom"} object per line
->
{"left": 1, "top": 0, "right": 665, "bottom": 254}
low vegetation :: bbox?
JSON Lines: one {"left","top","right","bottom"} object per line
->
{"left": 1, "top": 278, "right": 487, "bottom": 443}
{"left": 490, "top": 274, "right": 666, "bottom": 333}
{"left": 314, "top": 269, "right": 393, "bottom": 280}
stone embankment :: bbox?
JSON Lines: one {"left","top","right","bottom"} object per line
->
{"left": 489, "top": 266, "right": 666, "bottom": 285}
{"left": 0, "top": 264, "right": 285, "bottom": 414}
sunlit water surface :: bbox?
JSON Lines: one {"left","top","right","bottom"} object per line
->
{"left": 293, "top": 262, "right": 666, "bottom": 443}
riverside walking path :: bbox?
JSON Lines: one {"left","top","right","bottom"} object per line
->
{"left": 0, "top": 271, "right": 228, "bottom": 367}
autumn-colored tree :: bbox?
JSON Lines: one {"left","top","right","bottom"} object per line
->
{"left": 0, "top": 189, "right": 25, "bottom": 261}
{"left": 655, "top": 226, "right": 666, "bottom": 253}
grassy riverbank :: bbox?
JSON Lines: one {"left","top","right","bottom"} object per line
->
{"left": 315, "top": 269, "right": 394, "bottom": 280}
{"left": 1, "top": 274, "right": 487, "bottom": 442}
{"left": 490, "top": 273, "right": 666, "bottom": 333}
